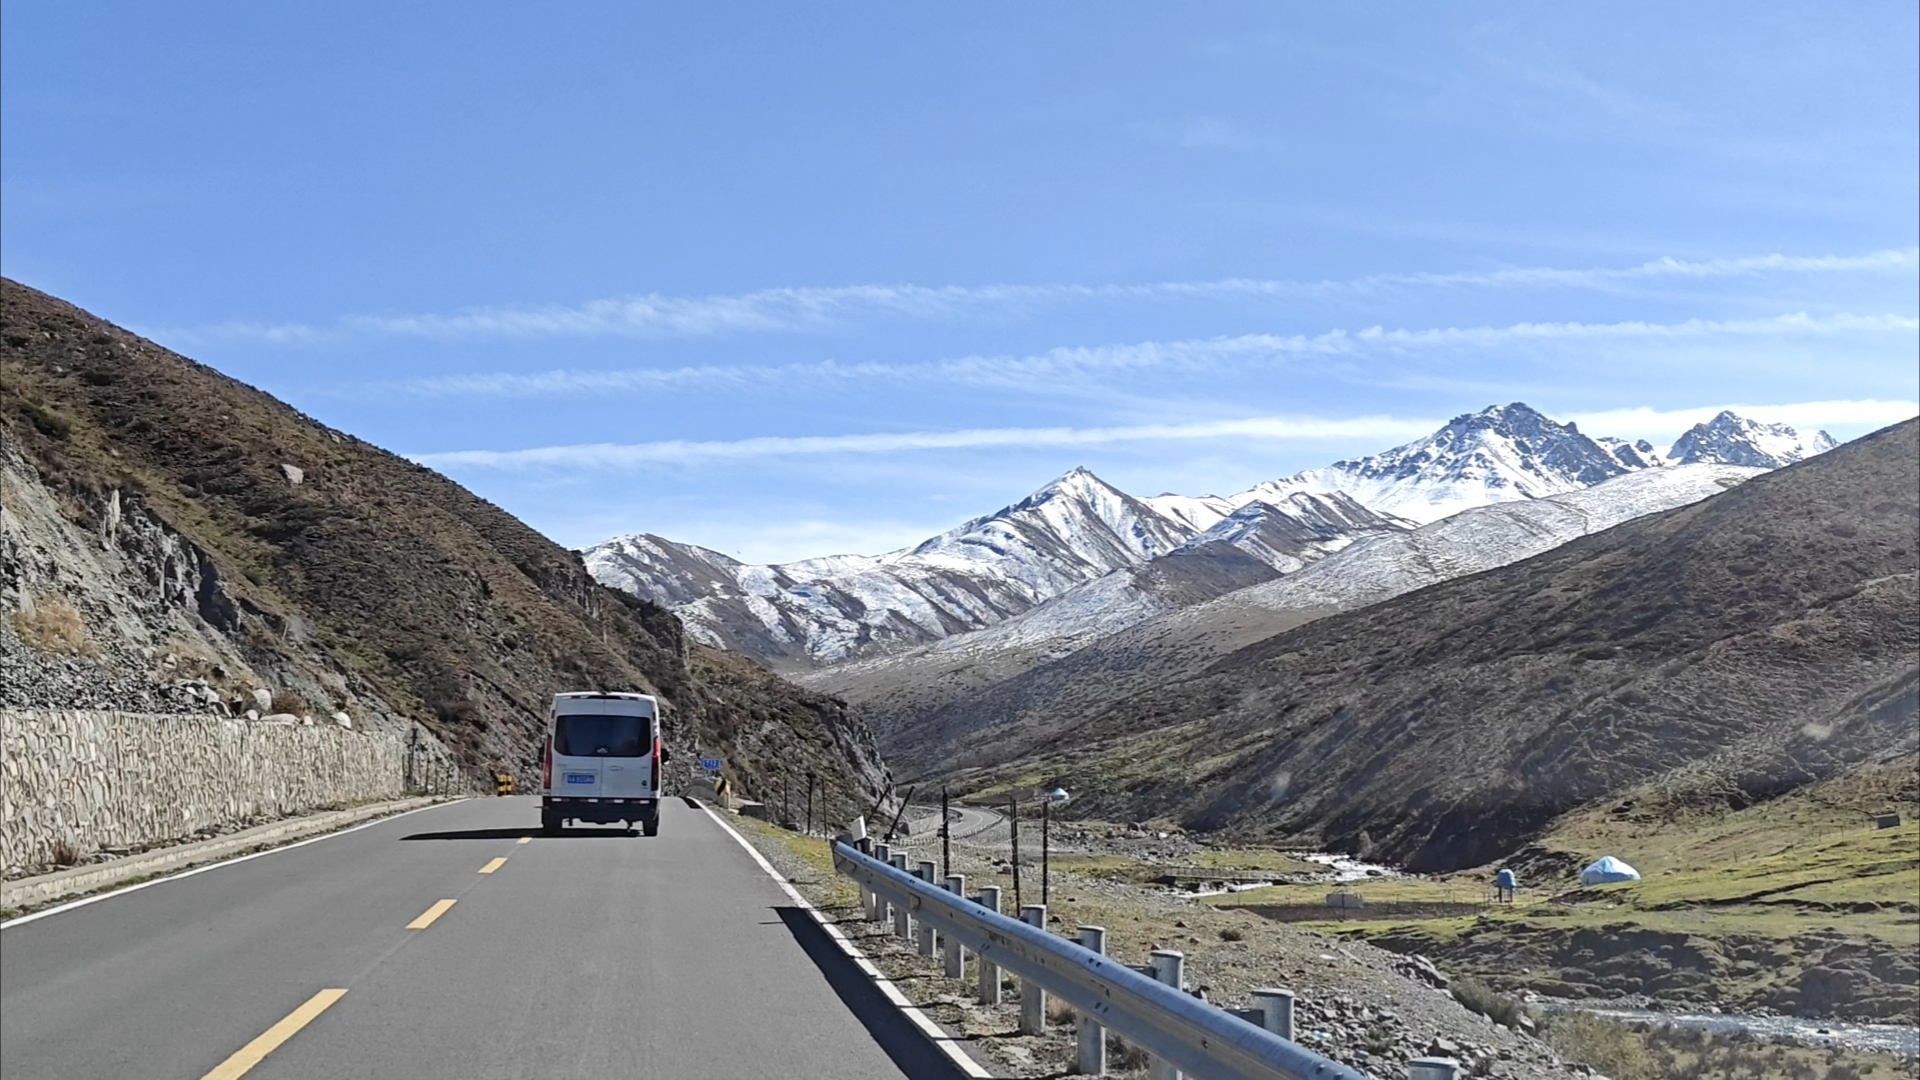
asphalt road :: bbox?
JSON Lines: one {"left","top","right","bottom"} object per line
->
{"left": 1, "top": 797, "right": 946, "bottom": 1080}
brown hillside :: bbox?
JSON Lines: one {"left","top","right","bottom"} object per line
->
{"left": 947, "top": 419, "right": 1919, "bottom": 871}
{"left": 0, "top": 278, "right": 885, "bottom": 809}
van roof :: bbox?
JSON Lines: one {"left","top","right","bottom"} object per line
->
{"left": 553, "top": 691, "right": 655, "bottom": 701}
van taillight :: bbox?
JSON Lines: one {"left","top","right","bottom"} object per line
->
{"left": 651, "top": 737, "right": 660, "bottom": 791}
{"left": 542, "top": 738, "right": 552, "bottom": 790}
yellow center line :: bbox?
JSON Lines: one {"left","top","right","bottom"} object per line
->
{"left": 406, "top": 898, "right": 457, "bottom": 929}
{"left": 199, "top": 988, "right": 348, "bottom": 1080}
{"left": 516, "top": 836, "right": 532, "bottom": 844}
{"left": 478, "top": 857, "right": 508, "bottom": 874}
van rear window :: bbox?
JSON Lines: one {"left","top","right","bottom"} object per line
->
{"left": 553, "top": 714, "right": 648, "bottom": 757}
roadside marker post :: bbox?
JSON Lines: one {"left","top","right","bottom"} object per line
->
{"left": 1077, "top": 926, "right": 1108, "bottom": 1076}
{"left": 915, "top": 862, "right": 939, "bottom": 957}
{"left": 1018, "top": 905, "right": 1048, "bottom": 1034}
{"left": 975, "top": 885, "right": 1002, "bottom": 1006}
{"left": 942, "top": 875, "right": 966, "bottom": 978}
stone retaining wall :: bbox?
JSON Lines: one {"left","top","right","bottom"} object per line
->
{"left": 1, "top": 708, "right": 436, "bottom": 876}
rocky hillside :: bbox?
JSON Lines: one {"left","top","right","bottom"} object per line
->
{"left": 0, "top": 278, "right": 886, "bottom": 808}
{"left": 937, "top": 419, "right": 1919, "bottom": 872}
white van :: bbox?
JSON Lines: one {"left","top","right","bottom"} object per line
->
{"left": 541, "top": 692, "right": 666, "bottom": 835}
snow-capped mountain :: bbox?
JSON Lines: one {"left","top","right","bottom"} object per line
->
{"left": 588, "top": 402, "right": 1840, "bottom": 667}
{"left": 590, "top": 468, "right": 1212, "bottom": 664}
{"left": 1240, "top": 402, "right": 1636, "bottom": 525}
{"left": 1669, "top": 410, "right": 1836, "bottom": 468}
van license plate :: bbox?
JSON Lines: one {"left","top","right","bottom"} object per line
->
{"left": 565, "top": 773, "right": 595, "bottom": 784}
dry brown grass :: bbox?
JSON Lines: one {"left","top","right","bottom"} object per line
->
{"left": 269, "top": 689, "right": 310, "bottom": 717}
{"left": 11, "top": 595, "right": 98, "bottom": 658}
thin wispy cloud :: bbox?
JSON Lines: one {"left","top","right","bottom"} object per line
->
{"left": 155, "top": 248, "right": 1918, "bottom": 346}
{"left": 387, "top": 310, "right": 1919, "bottom": 399}
{"left": 412, "top": 414, "right": 1444, "bottom": 471}
{"left": 410, "top": 397, "right": 1918, "bottom": 473}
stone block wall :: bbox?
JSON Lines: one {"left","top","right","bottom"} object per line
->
{"left": 2, "top": 709, "right": 432, "bottom": 877}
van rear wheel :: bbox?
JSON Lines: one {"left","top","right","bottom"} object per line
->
{"left": 540, "top": 809, "right": 561, "bottom": 835}
{"left": 642, "top": 813, "right": 660, "bottom": 837}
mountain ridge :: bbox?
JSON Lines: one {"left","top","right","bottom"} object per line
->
{"left": 590, "top": 401, "right": 1838, "bottom": 669}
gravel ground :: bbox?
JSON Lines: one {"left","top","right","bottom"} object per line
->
{"left": 731, "top": 811, "right": 1599, "bottom": 1079}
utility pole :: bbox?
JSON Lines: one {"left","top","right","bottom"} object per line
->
{"left": 806, "top": 772, "right": 816, "bottom": 836}
{"left": 784, "top": 776, "right": 791, "bottom": 829}
{"left": 940, "top": 784, "right": 951, "bottom": 881}
{"left": 1009, "top": 794, "right": 1021, "bottom": 912}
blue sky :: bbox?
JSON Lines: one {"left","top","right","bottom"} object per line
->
{"left": 4, "top": 3, "right": 1915, "bottom": 563}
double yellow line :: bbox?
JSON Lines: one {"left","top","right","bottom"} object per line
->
{"left": 197, "top": 847, "right": 526, "bottom": 1079}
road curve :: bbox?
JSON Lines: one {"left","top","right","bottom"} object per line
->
{"left": 1, "top": 797, "right": 932, "bottom": 1080}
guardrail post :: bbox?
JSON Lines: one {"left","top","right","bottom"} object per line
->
{"left": 890, "top": 854, "right": 911, "bottom": 940}
{"left": 1407, "top": 1058, "right": 1460, "bottom": 1080}
{"left": 976, "top": 885, "right": 1002, "bottom": 1005}
{"left": 916, "top": 862, "right": 939, "bottom": 957}
{"left": 1148, "top": 950, "right": 1185, "bottom": 1080}
{"left": 1019, "top": 904, "right": 1048, "bottom": 1034}
{"left": 943, "top": 875, "right": 967, "bottom": 977}
{"left": 1076, "top": 926, "right": 1107, "bottom": 1075}
{"left": 872, "top": 845, "right": 892, "bottom": 923}
{"left": 1252, "top": 987, "right": 1295, "bottom": 1041}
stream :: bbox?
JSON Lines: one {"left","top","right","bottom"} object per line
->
{"left": 1541, "top": 1001, "right": 1919, "bottom": 1057}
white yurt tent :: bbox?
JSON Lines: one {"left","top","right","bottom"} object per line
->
{"left": 1579, "top": 855, "right": 1642, "bottom": 885}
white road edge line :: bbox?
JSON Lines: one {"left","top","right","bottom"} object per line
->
{"left": 1, "top": 799, "right": 469, "bottom": 931}
{"left": 698, "top": 802, "right": 996, "bottom": 1079}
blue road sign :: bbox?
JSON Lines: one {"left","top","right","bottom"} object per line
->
{"left": 700, "top": 757, "right": 722, "bottom": 770}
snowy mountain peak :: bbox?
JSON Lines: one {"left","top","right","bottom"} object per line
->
{"left": 1597, "top": 436, "right": 1669, "bottom": 470}
{"left": 1243, "top": 401, "right": 1634, "bottom": 525}
{"left": 1668, "top": 411, "right": 1836, "bottom": 468}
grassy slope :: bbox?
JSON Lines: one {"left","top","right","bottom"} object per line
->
{"left": 1214, "top": 758, "right": 1920, "bottom": 1021}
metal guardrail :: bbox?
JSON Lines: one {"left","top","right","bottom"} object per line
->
{"left": 832, "top": 839, "right": 1372, "bottom": 1080}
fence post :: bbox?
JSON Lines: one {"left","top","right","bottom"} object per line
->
{"left": 890, "top": 854, "right": 911, "bottom": 940}
{"left": 943, "top": 875, "right": 967, "bottom": 978}
{"left": 976, "top": 885, "right": 1002, "bottom": 1005}
{"left": 1019, "top": 904, "right": 1048, "bottom": 1034}
{"left": 1408, "top": 1059, "right": 1460, "bottom": 1080}
{"left": 1252, "top": 987, "right": 1295, "bottom": 1041}
{"left": 1148, "top": 950, "right": 1185, "bottom": 1080}
{"left": 1077, "top": 926, "right": 1107, "bottom": 1075}
{"left": 916, "top": 862, "right": 939, "bottom": 957}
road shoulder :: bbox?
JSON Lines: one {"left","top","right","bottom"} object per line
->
{"left": 2, "top": 795, "right": 456, "bottom": 922}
